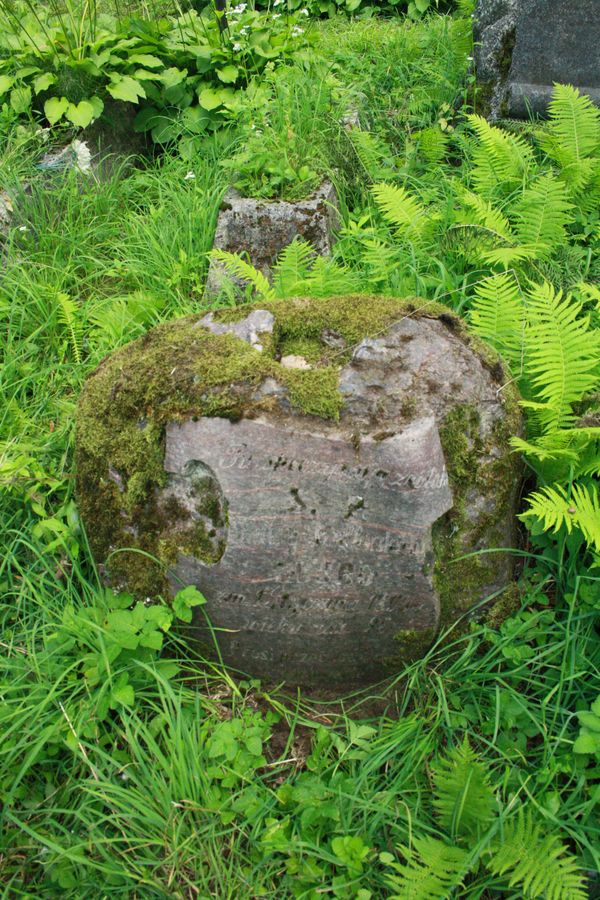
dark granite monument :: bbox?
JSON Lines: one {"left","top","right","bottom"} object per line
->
{"left": 474, "top": 0, "right": 600, "bottom": 118}
{"left": 76, "top": 295, "right": 522, "bottom": 688}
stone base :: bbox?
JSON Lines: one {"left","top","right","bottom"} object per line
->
{"left": 204, "top": 181, "right": 340, "bottom": 300}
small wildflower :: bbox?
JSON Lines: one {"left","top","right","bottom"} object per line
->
{"left": 231, "top": 2, "right": 247, "bottom": 11}
{"left": 72, "top": 139, "right": 92, "bottom": 174}
{"left": 272, "top": 12, "right": 281, "bottom": 17}
{"left": 233, "top": 41, "right": 242, "bottom": 51}
{"left": 300, "top": 7, "right": 309, "bottom": 13}
{"left": 18, "top": 225, "right": 27, "bottom": 232}
{"left": 291, "top": 25, "right": 303, "bottom": 36}
{"left": 273, "top": 0, "right": 284, "bottom": 6}
{"left": 240, "top": 25, "right": 249, "bottom": 34}
{"left": 184, "top": 170, "right": 196, "bottom": 180}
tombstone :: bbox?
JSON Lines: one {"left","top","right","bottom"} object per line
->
{"left": 474, "top": 0, "right": 600, "bottom": 118}
{"left": 204, "top": 182, "right": 340, "bottom": 299}
{"left": 76, "top": 295, "right": 522, "bottom": 689}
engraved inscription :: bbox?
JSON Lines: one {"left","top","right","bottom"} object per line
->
{"left": 162, "top": 416, "right": 453, "bottom": 685}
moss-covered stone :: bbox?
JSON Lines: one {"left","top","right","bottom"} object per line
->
{"left": 76, "top": 294, "right": 523, "bottom": 676}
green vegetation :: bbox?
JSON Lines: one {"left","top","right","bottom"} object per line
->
{"left": 1, "top": 1, "right": 599, "bottom": 896}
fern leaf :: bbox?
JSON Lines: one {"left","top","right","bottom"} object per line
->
{"left": 208, "top": 249, "right": 275, "bottom": 300}
{"left": 520, "top": 481, "right": 600, "bottom": 552}
{"left": 387, "top": 837, "right": 468, "bottom": 900}
{"left": 56, "top": 291, "right": 82, "bottom": 364}
{"left": 271, "top": 238, "right": 314, "bottom": 297}
{"left": 304, "top": 255, "right": 361, "bottom": 298}
{"left": 431, "top": 737, "right": 495, "bottom": 839}
{"left": 458, "top": 189, "right": 514, "bottom": 242}
{"left": 523, "top": 282, "right": 600, "bottom": 431}
{"left": 415, "top": 127, "right": 450, "bottom": 165}
{"left": 540, "top": 84, "right": 600, "bottom": 193}
{"left": 487, "top": 808, "right": 587, "bottom": 899}
{"left": 480, "top": 244, "right": 541, "bottom": 267}
{"left": 512, "top": 173, "right": 573, "bottom": 256}
{"left": 371, "top": 182, "right": 429, "bottom": 244}
{"left": 470, "top": 272, "right": 524, "bottom": 365}
{"left": 467, "top": 114, "right": 533, "bottom": 198}
{"left": 348, "top": 129, "right": 397, "bottom": 180}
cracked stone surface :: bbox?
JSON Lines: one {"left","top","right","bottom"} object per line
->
{"left": 204, "top": 182, "right": 340, "bottom": 300}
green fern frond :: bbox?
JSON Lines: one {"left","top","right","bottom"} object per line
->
{"left": 520, "top": 481, "right": 600, "bottom": 552}
{"left": 303, "top": 255, "right": 361, "bottom": 298}
{"left": 512, "top": 173, "right": 574, "bottom": 256}
{"left": 458, "top": 190, "right": 514, "bottom": 241}
{"left": 56, "top": 291, "right": 82, "bottom": 364}
{"left": 467, "top": 114, "right": 533, "bottom": 197}
{"left": 371, "top": 182, "right": 430, "bottom": 244}
{"left": 415, "top": 127, "right": 450, "bottom": 165}
{"left": 431, "top": 737, "right": 496, "bottom": 839}
{"left": 487, "top": 808, "right": 587, "bottom": 899}
{"left": 271, "top": 238, "right": 314, "bottom": 296}
{"left": 480, "top": 244, "right": 541, "bottom": 267}
{"left": 348, "top": 129, "right": 397, "bottom": 181}
{"left": 511, "top": 427, "right": 600, "bottom": 469}
{"left": 540, "top": 84, "right": 600, "bottom": 192}
{"left": 386, "top": 837, "right": 468, "bottom": 900}
{"left": 524, "top": 281, "right": 600, "bottom": 431}
{"left": 209, "top": 249, "right": 275, "bottom": 301}
{"left": 470, "top": 272, "right": 524, "bottom": 364}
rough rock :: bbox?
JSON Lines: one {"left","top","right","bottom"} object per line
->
{"left": 76, "top": 295, "right": 522, "bottom": 689}
{"left": 204, "top": 182, "right": 340, "bottom": 300}
{"left": 474, "top": 0, "right": 600, "bottom": 119}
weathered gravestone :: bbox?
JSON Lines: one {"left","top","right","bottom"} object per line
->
{"left": 474, "top": 0, "right": 600, "bottom": 118}
{"left": 204, "top": 182, "right": 340, "bottom": 299}
{"left": 76, "top": 295, "right": 522, "bottom": 688}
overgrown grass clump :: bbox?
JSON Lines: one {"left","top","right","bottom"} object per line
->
{"left": 1, "top": 5, "right": 600, "bottom": 897}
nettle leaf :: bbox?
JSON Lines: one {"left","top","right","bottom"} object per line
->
{"left": 107, "top": 75, "right": 146, "bottom": 103}
{"left": 173, "top": 585, "right": 206, "bottom": 623}
{"left": 0, "top": 75, "right": 14, "bottom": 94}
{"left": 33, "top": 72, "right": 57, "bottom": 94}
{"left": 10, "top": 85, "right": 32, "bottom": 115}
{"left": 216, "top": 65, "right": 239, "bottom": 84}
{"left": 45, "top": 96, "right": 69, "bottom": 125}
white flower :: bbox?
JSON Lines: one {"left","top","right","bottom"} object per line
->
{"left": 291, "top": 25, "right": 303, "bottom": 36}
{"left": 72, "top": 139, "right": 92, "bottom": 174}
{"left": 272, "top": 12, "right": 281, "bottom": 17}
{"left": 233, "top": 41, "right": 242, "bottom": 50}
{"left": 300, "top": 7, "right": 309, "bottom": 13}
{"left": 184, "top": 170, "right": 196, "bottom": 180}
{"left": 273, "top": 0, "right": 284, "bottom": 6}
{"left": 18, "top": 225, "right": 27, "bottom": 232}
{"left": 240, "top": 25, "right": 249, "bottom": 34}
{"left": 231, "top": 2, "right": 247, "bottom": 11}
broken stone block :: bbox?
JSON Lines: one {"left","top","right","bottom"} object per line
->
{"left": 474, "top": 0, "right": 600, "bottom": 119}
{"left": 76, "top": 295, "right": 522, "bottom": 689}
{"left": 204, "top": 181, "right": 340, "bottom": 300}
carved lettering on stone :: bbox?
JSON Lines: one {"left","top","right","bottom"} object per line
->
{"left": 162, "top": 415, "right": 453, "bottom": 685}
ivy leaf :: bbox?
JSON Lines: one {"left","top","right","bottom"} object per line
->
{"left": 45, "top": 96, "right": 69, "bottom": 125}
{"left": 33, "top": 72, "right": 57, "bottom": 94}
{"left": 66, "top": 99, "right": 98, "bottom": 128}
{"left": 0, "top": 75, "right": 14, "bottom": 94}
{"left": 107, "top": 75, "right": 146, "bottom": 103}
{"left": 10, "top": 86, "right": 32, "bottom": 114}
{"left": 173, "top": 585, "right": 206, "bottom": 623}
{"left": 216, "top": 65, "right": 239, "bottom": 84}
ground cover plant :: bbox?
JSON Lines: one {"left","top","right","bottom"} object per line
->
{"left": 1, "top": 1, "right": 599, "bottom": 897}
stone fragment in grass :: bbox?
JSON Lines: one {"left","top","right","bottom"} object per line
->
{"left": 76, "top": 295, "right": 523, "bottom": 689}
{"left": 204, "top": 182, "right": 340, "bottom": 300}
